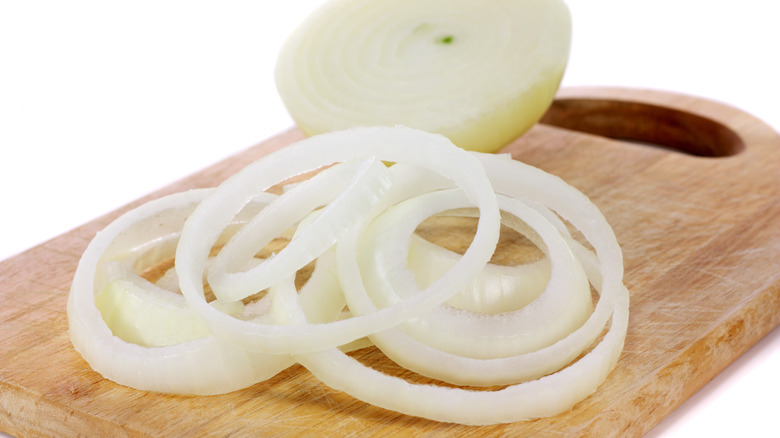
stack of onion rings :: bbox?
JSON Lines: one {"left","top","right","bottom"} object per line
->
{"left": 68, "top": 126, "right": 628, "bottom": 425}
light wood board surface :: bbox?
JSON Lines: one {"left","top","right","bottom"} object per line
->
{"left": 1, "top": 87, "right": 778, "bottom": 437}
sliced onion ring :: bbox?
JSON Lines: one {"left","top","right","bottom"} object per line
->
{"left": 175, "top": 126, "right": 501, "bottom": 354}
{"left": 283, "top": 153, "right": 628, "bottom": 424}
{"left": 354, "top": 189, "right": 592, "bottom": 362}
{"left": 207, "top": 156, "right": 393, "bottom": 303}
{"left": 68, "top": 126, "right": 629, "bottom": 425}
{"left": 409, "top": 234, "right": 552, "bottom": 314}
{"left": 67, "top": 189, "right": 294, "bottom": 395}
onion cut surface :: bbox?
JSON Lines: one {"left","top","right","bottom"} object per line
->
{"left": 275, "top": 0, "right": 572, "bottom": 153}
{"left": 67, "top": 126, "right": 629, "bottom": 425}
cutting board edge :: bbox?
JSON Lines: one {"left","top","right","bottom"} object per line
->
{"left": 588, "top": 280, "right": 780, "bottom": 437}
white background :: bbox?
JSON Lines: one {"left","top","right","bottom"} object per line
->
{"left": 1, "top": 1, "right": 778, "bottom": 436}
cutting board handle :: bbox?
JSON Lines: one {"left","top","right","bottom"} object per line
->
{"left": 541, "top": 87, "right": 747, "bottom": 157}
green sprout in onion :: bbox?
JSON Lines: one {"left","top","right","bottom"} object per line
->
{"left": 275, "top": 0, "right": 572, "bottom": 153}
{"left": 438, "top": 35, "right": 454, "bottom": 44}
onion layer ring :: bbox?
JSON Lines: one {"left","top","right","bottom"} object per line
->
{"left": 67, "top": 189, "right": 294, "bottom": 395}
{"left": 68, "top": 126, "right": 628, "bottom": 424}
{"left": 174, "top": 126, "right": 501, "bottom": 354}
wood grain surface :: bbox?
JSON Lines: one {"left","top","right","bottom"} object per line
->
{"left": 1, "top": 87, "right": 778, "bottom": 437}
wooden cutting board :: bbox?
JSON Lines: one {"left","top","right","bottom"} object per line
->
{"left": 1, "top": 87, "right": 778, "bottom": 437}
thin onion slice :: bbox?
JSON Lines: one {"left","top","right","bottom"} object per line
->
{"left": 409, "top": 234, "right": 551, "bottom": 314}
{"left": 208, "top": 157, "right": 393, "bottom": 303}
{"left": 68, "top": 126, "right": 629, "bottom": 424}
{"left": 95, "top": 264, "right": 212, "bottom": 347}
{"left": 354, "top": 190, "right": 593, "bottom": 361}
{"left": 285, "top": 153, "right": 628, "bottom": 423}
{"left": 67, "top": 189, "right": 294, "bottom": 395}
{"left": 174, "top": 126, "right": 501, "bottom": 355}
{"left": 68, "top": 189, "right": 373, "bottom": 394}
{"left": 294, "top": 290, "right": 627, "bottom": 425}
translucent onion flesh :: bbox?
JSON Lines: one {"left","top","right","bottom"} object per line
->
{"left": 174, "top": 126, "right": 501, "bottom": 355}
{"left": 275, "top": 0, "right": 572, "bottom": 152}
{"left": 67, "top": 189, "right": 294, "bottom": 395}
{"left": 67, "top": 125, "right": 629, "bottom": 425}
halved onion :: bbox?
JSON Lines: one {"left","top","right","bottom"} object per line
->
{"left": 275, "top": 0, "right": 572, "bottom": 152}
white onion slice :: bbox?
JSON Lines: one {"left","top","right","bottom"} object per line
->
{"left": 95, "top": 265, "right": 211, "bottom": 347}
{"left": 208, "top": 157, "right": 392, "bottom": 303}
{"left": 354, "top": 190, "right": 593, "bottom": 361}
{"left": 295, "top": 290, "right": 627, "bottom": 425}
{"left": 275, "top": 0, "right": 572, "bottom": 152}
{"left": 409, "top": 235, "right": 551, "bottom": 314}
{"left": 175, "top": 126, "right": 501, "bottom": 355}
{"left": 68, "top": 126, "right": 628, "bottom": 424}
{"left": 67, "top": 190, "right": 294, "bottom": 395}
{"left": 287, "top": 153, "right": 629, "bottom": 423}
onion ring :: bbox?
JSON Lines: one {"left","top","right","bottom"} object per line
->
{"left": 67, "top": 189, "right": 294, "bottom": 395}
{"left": 174, "top": 126, "right": 501, "bottom": 354}
{"left": 279, "top": 151, "right": 628, "bottom": 424}
{"left": 68, "top": 126, "right": 628, "bottom": 424}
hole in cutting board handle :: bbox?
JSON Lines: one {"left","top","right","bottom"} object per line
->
{"left": 539, "top": 98, "right": 745, "bottom": 157}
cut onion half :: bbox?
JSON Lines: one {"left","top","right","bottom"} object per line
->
{"left": 275, "top": 0, "right": 572, "bottom": 152}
